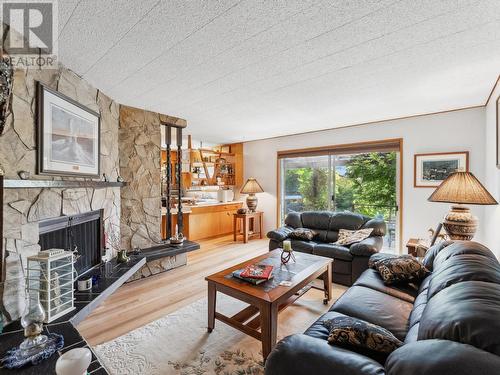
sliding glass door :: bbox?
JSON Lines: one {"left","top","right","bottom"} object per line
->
{"left": 279, "top": 148, "right": 400, "bottom": 251}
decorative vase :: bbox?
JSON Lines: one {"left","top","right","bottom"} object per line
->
{"left": 20, "top": 291, "right": 48, "bottom": 356}
{"left": 442, "top": 204, "right": 478, "bottom": 240}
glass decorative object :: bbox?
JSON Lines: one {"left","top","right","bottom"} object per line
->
{"left": 19, "top": 291, "right": 48, "bottom": 356}
{"left": 26, "top": 250, "right": 75, "bottom": 323}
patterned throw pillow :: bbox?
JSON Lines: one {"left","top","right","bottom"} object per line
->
{"left": 288, "top": 228, "right": 316, "bottom": 241}
{"left": 335, "top": 228, "right": 373, "bottom": 246}
{"left": 368, "top": 253, "right": 398, "bottom": 269}
{"left": 374, "top": 255, "right": 429, "bottom": 285}
{"left": 324, "top": 316, "right": 403, "bottom": 354}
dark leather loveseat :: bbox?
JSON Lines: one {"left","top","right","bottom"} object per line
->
{"left": 267, "top": 211, "right": 386, "bottom": 286}
{"left": 265, "top": 241, "right": 500, "bottom": 375}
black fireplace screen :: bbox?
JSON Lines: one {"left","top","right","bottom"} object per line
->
{"left": 38, "top": 210, "right": 103, "bottom": 276}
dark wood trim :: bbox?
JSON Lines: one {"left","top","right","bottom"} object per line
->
{"left": 36, "top": 81, "right": 101, "bottom": 178}
{"left": 413, "top": 151, "right": 469, "bottom": 188}
{"left": 176, "top": 127, "right": 183, "bottom": 234}
{"left": 3, "top": 179, "right": 126, "bottom": 189}
{"left": 277, "top": 138, "right": 402, "bottom": 158}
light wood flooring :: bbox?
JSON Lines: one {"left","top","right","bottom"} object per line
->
{"left": 78, "top": 235, "right": 271, "bottom": 346}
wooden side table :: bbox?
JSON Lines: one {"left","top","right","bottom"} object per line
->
{"left": 233, "top": 211, "right": 263, "bottom": 243}
{"left": 406, "top": 238, "right": 429, "bottom": 257}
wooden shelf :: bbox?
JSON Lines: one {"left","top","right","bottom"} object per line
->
{"left": 3, "top": 179, "right": 127, "bottom": 189}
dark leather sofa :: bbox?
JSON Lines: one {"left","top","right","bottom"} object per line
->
{"left": 265, "top": 241, "right": 500, "bottom": 375}
{"left": 267, "top": 211, "right": 386, "bottom": 286}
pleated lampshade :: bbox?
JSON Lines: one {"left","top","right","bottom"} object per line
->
{"left": 241, "top": 178, "right": 264, "bottom": 194}
{"left": 428, "top": 172, "right": 497, "bottom": 205}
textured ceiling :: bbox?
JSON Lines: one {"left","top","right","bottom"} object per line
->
{"left": 53, "top": 0, "right": 500, "bottom": 142}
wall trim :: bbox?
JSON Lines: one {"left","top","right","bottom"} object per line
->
{"left": 276, "top": 138, "right": 404, "bottom": 252}
{"left": 485, "top": 75, "right": 500, "bottom": 106}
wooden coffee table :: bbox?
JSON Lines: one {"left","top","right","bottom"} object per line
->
{"left": 205, "top": 249, "right": 333, "bottom": 359}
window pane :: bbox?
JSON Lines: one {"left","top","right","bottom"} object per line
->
{"left": 282, "top": 155, "right": 330, "bottom": 218}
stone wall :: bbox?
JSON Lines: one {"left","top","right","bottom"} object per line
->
{"left": 118, "top": 107, "right": 188, "bottom": 250}
{"left": 119, "top": 106, "right": 162, "bottom": 250}
{"left": 0, "top": 66, "right": 121, "bottom": 322}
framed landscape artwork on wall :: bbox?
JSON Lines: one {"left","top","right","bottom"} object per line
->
{"left": 37, "top": 82, "right": 100, "bottom": 177}
{"left": 414, "top": 151, "right": 469, "bottom": 188}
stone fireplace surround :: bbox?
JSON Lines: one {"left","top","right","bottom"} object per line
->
{"left": 0, "top": 61, "right": 189, "bottom": 324}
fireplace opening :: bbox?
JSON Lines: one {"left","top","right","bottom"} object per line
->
{"left": 38, "top": 209, "right": 104, "bottom": 277}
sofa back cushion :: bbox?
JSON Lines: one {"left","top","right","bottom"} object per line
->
{"left": 427, "top": 254, "right": 500, "bottom": 300}
{"left": 414, "top": 241, "right": 500, "bottom": 355}
{"left": 284, "top": 211, "right": 302, "bottom": 228}
{"left": 283, "top": 211, "right": 384, "bottom": 243}
{"left": 423, "top": 241, "right": 495, "bottom": 272}
{"left": 418, "top": 281, "right": 500, "bottom": 355}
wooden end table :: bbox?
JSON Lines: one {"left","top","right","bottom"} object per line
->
{"left": 205, "top": 249, "right": 332, "bottom": 360}
{"left": 233, "top": 211, "right": 263, "bottom": 243}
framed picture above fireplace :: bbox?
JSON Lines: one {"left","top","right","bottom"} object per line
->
{"left": 37, "top": 82, "right": 100, "bottom": 177}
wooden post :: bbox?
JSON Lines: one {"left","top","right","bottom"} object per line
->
{"left": 165, "top": 126, "right": 172, "bottom": 240}
{"left": 176, "top": 127, "right": 183, "bottom": 234}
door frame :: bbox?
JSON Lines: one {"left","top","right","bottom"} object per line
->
{"left": 276, "top": 138, "right": 404, "bottom": 252}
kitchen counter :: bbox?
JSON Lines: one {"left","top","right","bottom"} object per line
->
{"left": 161, "top": 201, "right": 244, "bottom": 241}
{"left": 161, "top": 200, "right": 244, "bottom": 215}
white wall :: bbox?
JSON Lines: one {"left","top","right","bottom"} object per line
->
{"left": 483, "top": 82, "right": 500, "bottom": 258}
{"left": 244, "top": 107, "right": 486, "bottom": 251}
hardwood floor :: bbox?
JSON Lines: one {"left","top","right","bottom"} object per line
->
{"left": 78, "top": 235, "right": 270, "bottom": 346}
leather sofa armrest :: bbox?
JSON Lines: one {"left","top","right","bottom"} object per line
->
{"left": 349, "top": 236, "right": 383, "bottom": 256}
{"left": 363, "top": 218, "right": 387, "bottom": 237}
{"left": 265, "top": 334, "right": 385, "bottom": 375}
{"left": 386, "top": 339, "right": 500, "bottom": 375}
{"left": 266, "top": 226, "right": 294, "bottom": 242}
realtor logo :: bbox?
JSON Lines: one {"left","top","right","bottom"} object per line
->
{"left": 1, "top": 0, "right": 58, "bottom": 68}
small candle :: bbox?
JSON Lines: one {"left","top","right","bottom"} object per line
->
{"left": 175, "top": 224, "right": 178, "bottom": 236}
{"left": 283, "top": 240, "right": 292, "bottom": 252}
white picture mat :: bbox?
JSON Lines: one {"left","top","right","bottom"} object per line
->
{"left": 415, "top": 153, "right": 467, "bottom": 187}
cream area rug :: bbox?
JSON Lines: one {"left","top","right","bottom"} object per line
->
{"left": 94, "top": 285, "right": 345, "bottom": 375}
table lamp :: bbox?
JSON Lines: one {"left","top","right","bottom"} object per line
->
{"left": 428, "top": 171, "right": 497, "bottom": 240}
{"left": 240, "top": 178, "right": 264, "bottom": 212}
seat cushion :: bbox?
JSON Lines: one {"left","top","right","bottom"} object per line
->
{"left": 313, "top": 243, "right": 353, "bottom": 261}
{"left": 330, "top": 285, "right": 413, "bottom": 340}
{"left": 290, "top": 240, "right": 316, "bottom": 254}
{"left": 386, "top": 340, "right": 500, "bottom": 375}
{"left": 353, "top": 269, "right": 418, "bottom": 303}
